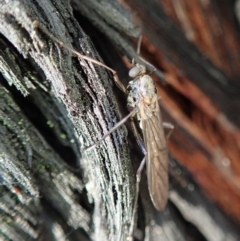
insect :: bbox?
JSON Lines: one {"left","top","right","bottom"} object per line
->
{"left": 33, "top": 21, "right": 173, "bottom": 239}
{"left": 125, "top": 61, "right": 174, "bottom": 238}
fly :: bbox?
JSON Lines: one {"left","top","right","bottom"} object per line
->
{"left": 128, "top": 63, "right": 170, "bottom": 210}
{"left": 126, "top": 63, "right": 173, "bottom": 238}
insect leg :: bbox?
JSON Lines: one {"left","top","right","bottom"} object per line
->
{"left": 136, "top": 34, "right": 155, "bottom": 73}
{"left": 128, "top": 156, "right": 146, "bottom": 240}
{"left": 83, "top": 107, "right": 139, "bottom": 152}
{"left": 135, "top": 31, "right": 166, "bottom": 82}
{"left": 128, "top": 118, "right": 147, "bottom": 239}
{"left": 136, "top": 34, "right": 143, "bottom": 55}
{"left": 33, "top": 21, "right": 128, "bottom": 94}
{"left": 112, "top": 73, "right": 128, "bottom": 94}
{"left": 163, "top": 122, "right": 174, "bottom": 139}
{"left": 130, "top": 117, "right": 146, "bottom": 154}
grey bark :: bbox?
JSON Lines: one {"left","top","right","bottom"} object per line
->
{"left": 1, "top": 1, "right": 240, "bottom": 241}
{"left": 0, "top": 0, "right": 133, "bottom": 240}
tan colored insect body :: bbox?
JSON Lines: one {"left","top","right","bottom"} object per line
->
{"left": 127, "top": 63, "right": 168, "bottom": 210}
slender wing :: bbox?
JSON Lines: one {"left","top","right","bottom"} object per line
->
{"left": 141, "top": 101, "right": 169, "bottom": 210}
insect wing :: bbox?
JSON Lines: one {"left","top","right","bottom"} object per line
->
{"left": 141, "top": 100, "right": 168, "bottom": 210}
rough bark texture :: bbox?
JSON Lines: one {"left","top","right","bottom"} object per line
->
{"left": 1, "top": 0, "right": 240, "bottom": 241}
{"left": 0, "top": 1, "right": 133, "bottom": 240}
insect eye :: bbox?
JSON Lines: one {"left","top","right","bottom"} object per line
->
{"left": 129, "top": 66, "right": 140, "bottom": 78}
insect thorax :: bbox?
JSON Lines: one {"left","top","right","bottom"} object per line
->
{"left": 127, "top": 74, "right": 156, "bottom": 124}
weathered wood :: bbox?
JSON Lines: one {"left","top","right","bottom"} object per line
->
{"left": 1, "top": 0, "right": 240, "bottom": 241}
{"left": 0, "top": 0, "right": 133, "bottom": 240}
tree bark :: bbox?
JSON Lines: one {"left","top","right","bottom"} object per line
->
{"left": 0, "top": 0, "right": 133, "bottom": 240}
{"left": 0, "top": 0, "right": 240, "bottom": 241}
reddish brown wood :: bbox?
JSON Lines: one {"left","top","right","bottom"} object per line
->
{"left": 122, "top": 0, "right": 240, "bottom": 224}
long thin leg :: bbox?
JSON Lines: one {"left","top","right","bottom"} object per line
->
{"left": 136, "top": 33, "right": 165, "bottom": 82}
{"left": 130, "top": 118, "right": 146, "bottom": 155}
{"left": 127, "top": 118, "right": 147, "bottom": 240}
{"left": 137, "top": 34, "right": 143, "bottom": 55}
{"left": 128, "top": 156, "right": 146, "bottom": 241}
{"left": 32, "top": 21, "right": 128, "bottom": 94}
{"left": 82, "top": 108, "right": 138, "bottom": 152}
{"left": 136, "top": 34, "right": 155, "bottom": 71}
{"left": 163, "top": 122, "right": 174, "bottom": 139}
